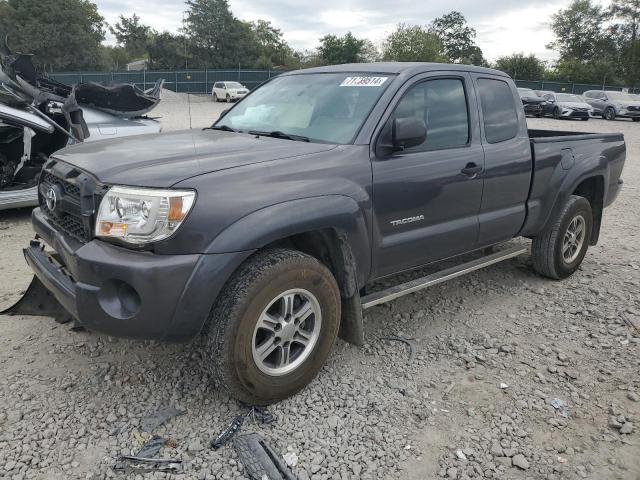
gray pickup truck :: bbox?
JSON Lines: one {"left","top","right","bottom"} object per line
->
{"left": 16, "top": 63, "right": 625, "bottom": 405}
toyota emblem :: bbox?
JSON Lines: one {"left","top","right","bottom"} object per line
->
{"left": 45, "top": 186, "right": 57, "bottom": 211}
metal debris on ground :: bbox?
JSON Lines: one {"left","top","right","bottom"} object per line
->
{"left": 211, "top": 414, "right": 245, "bottom": 450}
{"left": 381, "top": 335, "right": 416, "bottom": 364}
{"left": 136, "top": 436, "right": 166, "bottom": 458}
{"left": 211, "top": 406, "right": 275, "bottom": 450}
{"left": 141, "top": 406, "right": 185, "bottom": 432}
{"left": 233, "top": 433, "right": 297, "bottom": 480}
{"left": 550, "top": 398, "right": 569, "bottom": 418}
{"left": 113, "top": 456, "right": 183, "bottom": 474}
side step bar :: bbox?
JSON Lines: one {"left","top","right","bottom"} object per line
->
{"left": 361, "top": 245, "right": 528, "bottom": 309}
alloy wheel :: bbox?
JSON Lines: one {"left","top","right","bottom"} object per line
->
{"left": 562, "top": 214, "right": 586, "bottom": 264}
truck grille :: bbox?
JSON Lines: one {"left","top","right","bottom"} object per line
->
{"left": 38, "top": 162, "right": 105, "bottom": 243}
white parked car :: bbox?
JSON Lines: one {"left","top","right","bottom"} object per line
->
{"left": 212, "top": 81, "right": 249, "bottom": 102}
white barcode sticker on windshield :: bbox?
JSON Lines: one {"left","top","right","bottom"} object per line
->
{"left": 340, "top": 76, "right": 388, "bottom": 87}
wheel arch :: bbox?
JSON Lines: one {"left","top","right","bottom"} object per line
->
{"left": 206, "top": 195, "right": 371, "bottom": 346}
{"left": 572, "top": 175, "right": 605, "bottom": 245}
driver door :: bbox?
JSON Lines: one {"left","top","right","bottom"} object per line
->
{"left": 370, "top": 73, "right": 485, "bottom": 277}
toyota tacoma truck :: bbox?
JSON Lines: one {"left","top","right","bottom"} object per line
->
{"left": 14, "top": 63, "right": 625, "bottom": 405}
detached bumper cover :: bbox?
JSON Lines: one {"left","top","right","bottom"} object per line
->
{"left": 27, "top": 208, "right": 253, "bottom": 341}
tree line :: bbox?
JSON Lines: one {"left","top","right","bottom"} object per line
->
{"left": 0, "top": 0, "right": 639, "bottom": 87}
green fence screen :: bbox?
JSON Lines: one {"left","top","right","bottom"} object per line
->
{"left": 47, "top": 69, "right": 639, "bottom": 95}
{"left": 48, "top": 69, "right": 283, "bottom": 93}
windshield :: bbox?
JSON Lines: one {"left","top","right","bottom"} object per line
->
{"left": 215, "top": 73, "right": 393, "bottom": 144}
{"left": 607, "top": 92, "right": 637, "bottom": 101}
{"left": 556, "top": 94, "right": 584, "bottom": 102}
{"left": 225, "top": 82, "right": 244, "bottom": 89}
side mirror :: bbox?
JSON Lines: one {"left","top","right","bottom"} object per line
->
{"left": 393, "top": 117, "right": 427, "bottom": 150}
{"left": 548, "top": 99, "right": 555, "bottom": 104}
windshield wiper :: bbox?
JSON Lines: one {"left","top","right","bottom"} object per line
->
{"left": 206, "top": 125, "right": 238, "bottom": 132}
{"left": 248, "top": 130, "right": 310, "bottom": 142}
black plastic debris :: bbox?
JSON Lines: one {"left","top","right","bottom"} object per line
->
{"left": 211, "top": 415, "right": 244, "bottom": 450}
{"left": 233, "top": 433, "right": 297, "bottom": 480}
{"left": 211, "top": 406, "right": 276, "bottom": 450}
{"left": 136, "top": 436, "right": 166, "bottom": 458}
{"left": 141, "top": 406, "right": 185, "bottom": 432}
{"left": 382, "top": 335, "right": 416, "bottom": 364}
{"left": 113, "top": 456, "right": 183, "bottom": 474}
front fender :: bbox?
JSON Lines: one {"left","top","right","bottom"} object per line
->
{"left": 205, "top": 195, "right": 371, "bottom": 286}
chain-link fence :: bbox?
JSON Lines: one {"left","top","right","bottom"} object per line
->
{"left": 48, "top": 69, "right": 284, "bottom": 94}
{"left": 47, "top": 69, "right": 639, "bottom": 95}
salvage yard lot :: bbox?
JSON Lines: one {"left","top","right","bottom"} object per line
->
{"left": 0, "top": 97, "right": 638, "bottom": 480}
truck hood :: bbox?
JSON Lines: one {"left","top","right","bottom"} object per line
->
{"left": 52, "top": 129, "right": 337, "bottom": 187}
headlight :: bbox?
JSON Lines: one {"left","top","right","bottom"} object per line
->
{"left": 95, "top": 186, "right": 196, "bottom": 245}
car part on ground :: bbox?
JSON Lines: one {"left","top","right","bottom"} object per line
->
{"left": 233, "top": 433, "right": 297, "bottom": 480}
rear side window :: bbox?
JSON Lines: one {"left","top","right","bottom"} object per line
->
{"left": 393, "top": 78, "right": 469, "bottom": 151}
{"left": 477, "top": 78, "right": 519, "bottom": 144}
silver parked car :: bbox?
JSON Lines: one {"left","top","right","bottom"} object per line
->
{"left": 538, "top": 91, "right": 594, "bottom": 120}
{"left": 583, "top": 90, "right": 640, "bottom": 121}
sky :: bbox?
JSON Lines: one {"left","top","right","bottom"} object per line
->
{"left": 94, "top": 0, "right": 609, "bottom": 62}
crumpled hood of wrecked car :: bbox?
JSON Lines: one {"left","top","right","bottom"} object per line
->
{"left": 51, "top": 129, "right": 337, "bottom": 188}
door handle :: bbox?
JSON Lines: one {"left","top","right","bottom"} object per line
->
{"left": 461, "top": 163, "right": 483, "bottom": 177}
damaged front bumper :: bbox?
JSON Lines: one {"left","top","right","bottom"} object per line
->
{"left": 20, "top": 208, "right": 253, "bottom": 341}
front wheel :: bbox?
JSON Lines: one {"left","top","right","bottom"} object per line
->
{"left": 531, "top": 195, "right": 593, "bottom": 280}
{"left": 581, "top": 117, "right": 590, "bottom": 121}
{"left": 203, "top": 249, "right": 341, "bottom": 405}
{"left": 212, "top": 93, "right": 218, "bottom": 102}
{"left": 553, "top": 107, "right": 561, "bottom": 119}
{"left": 226, "top": 94, "right": 231, "bottom": 103}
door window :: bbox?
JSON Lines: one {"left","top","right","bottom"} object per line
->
{"left": 477, "top": 78, "right": 519, "bottom": 144}
{"left": 392, "top": 78, "right": 469, "bottom": 151}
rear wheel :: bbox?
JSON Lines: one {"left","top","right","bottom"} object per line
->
{"left": 605, "top": 107, "right": 616, "bottom": 121}
{"left": 203, "top": 249, "right": 341, "bottom": 405}
{"left": 531, "top": 195, "right": 592, "bottom": 280}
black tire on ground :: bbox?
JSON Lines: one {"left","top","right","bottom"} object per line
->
{"left": 531, "top": 195, "right": 593, "bottom": 280}
{"left": 213, "top": 93, "right": 218, "bottom": 102}
{"left": 226, "top": 94, "right": 231, "bottom": 103}
{"left": 553, "top": 107, "right": 561, "bottom": 119}
{"left": 581, "top": 117, "right": 590, "bottom": 121}
{"left": 605, "top": 107, "right": 616, "bottom": 120}
{"left": 203, "top": 248, "right": 341, "bottom": 405}
{"left": 633, "top": 117, "right": 640, "bottom": 122}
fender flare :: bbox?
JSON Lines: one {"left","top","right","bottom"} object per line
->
{"left": 206, "top": 195, "right": 370, "bottom": 346}
{"left": 538, "top": 159, "right": 609, "bottom": 238}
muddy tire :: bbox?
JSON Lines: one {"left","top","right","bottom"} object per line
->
{"left": 204, "top": 248, "right": 341, "bottom": 405}
{"left": 531, "top": 195, "right": 593, "bottom": 280}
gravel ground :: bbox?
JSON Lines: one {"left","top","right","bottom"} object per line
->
{"left": 0, "top": 100, "right": 638, "bottom": 480}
